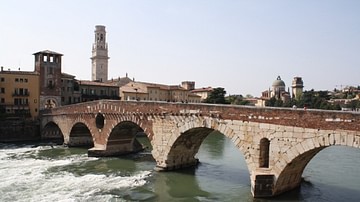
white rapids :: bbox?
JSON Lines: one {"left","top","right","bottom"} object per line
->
{"left": 0, "top": 144, "right": 151, "bottom": 202}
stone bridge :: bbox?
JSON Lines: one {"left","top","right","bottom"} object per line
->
{"left": 40, "top": 100, "right": 360, "bottom": 198}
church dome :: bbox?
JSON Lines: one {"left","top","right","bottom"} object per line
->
{"left": 272, "top": 76, "right": 285, "bottom": 87}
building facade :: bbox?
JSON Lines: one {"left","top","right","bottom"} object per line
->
{"left": 292, "top": 77, "right": 304, "bottom": 100}
{"left": 91, "top": 25, "right": 109, "bottom": 82}
{"left": 78, "top": 80, "right": 119, "bottom": 102}
{"left": 61, "top": 73, "right": 81, "bottom": 105}
{"left": 0, "top": 68, "right": 40, "bottom": 119}
{"left": 191, "top": 87, "right": 214, "bottom": 101}
{"left": 120, "top": 81, "right": 201, "bottom": 103}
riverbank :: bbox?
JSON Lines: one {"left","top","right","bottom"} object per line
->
{"left": 0, "top": 119, "right": 40, "bottom": 142}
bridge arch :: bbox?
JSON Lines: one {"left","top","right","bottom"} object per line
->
{"left": 41, "top": 121, "right": 64, "bottom": 144}
{"left": 95, "top": 120, "right": 147, "bottom": 156}
{"left": 273, "top": 131, "right": 360, "bottom": 196}
{"left": 153, "top": 117, "right": 250, "bottom": 172}
{"left": 68, "top": 122, "right": 94, "bottom": 147}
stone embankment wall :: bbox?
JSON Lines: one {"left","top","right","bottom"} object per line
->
{"left": 0, "top": 119, "right": 40, "bottom": 142}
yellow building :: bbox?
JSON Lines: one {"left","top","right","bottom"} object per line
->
{"left": 0, "top": 68, "right": 40, "bottom": 119}
{"left": 191, "top": 87, "right": 213, "bottom": 101}
{"left": 120, "top": 81, "right": 201, "bottom": 103}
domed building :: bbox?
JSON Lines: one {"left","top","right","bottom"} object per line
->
{"left": 256, "top": 76, "right": 304, "bottom": 107}
{"left": 260, "top": 76, "right": 291, "bottom": 103}
{"left": 271, "top": 76, "right": 286, "bottom": 99}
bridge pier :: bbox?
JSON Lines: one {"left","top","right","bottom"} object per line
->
{"left": 154, "top": 157, "right": 200, "bottom": 171}
{"left": 88, "top": 138, "right": 144, "bottom": 157}
{"left": 251, "top": 174, "right": 275, "bottom": 197}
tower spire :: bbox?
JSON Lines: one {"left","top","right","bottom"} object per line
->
{"left": 91, "top": 25, "right": 109, "bottom": 82}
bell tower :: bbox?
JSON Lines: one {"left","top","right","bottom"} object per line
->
{"left": 91, "top": 25, "right": 109, "bottom": 82}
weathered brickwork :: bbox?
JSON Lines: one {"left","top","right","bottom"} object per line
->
{"left": 40, "top": 100, "right": 360, "bottom": 197}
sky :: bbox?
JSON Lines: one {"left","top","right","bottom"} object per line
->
{"left": 1, "top": 0, "right": 359, "bottom": 97}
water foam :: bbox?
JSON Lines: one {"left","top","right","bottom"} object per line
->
{"left": 0, "top": 145, "right": 151, "bottom": 202}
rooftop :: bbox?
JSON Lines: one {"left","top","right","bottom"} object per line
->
{"left": 33, "top": 50, "right": 63, "bottom": 56}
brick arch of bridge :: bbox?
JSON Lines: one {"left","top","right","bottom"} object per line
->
{"left": 41, "top": 120, "right": 65, "bottom": 142}
{"left": 104, "top": 113, "right": 154, "bottom": 143}
{"left": 272, "top": 130, "right": 360, "bottom": 196}
{"left": 42, "top": 115, "right": 80, "bottom": 143}
{"left": 51, "top": 116, "right": 95, "bottom": 145}
{"left": 67, "top": 117, "right": 97, "bottom": 146}
{"left": 151, "top": 116, "right": 253, "bottom": 172}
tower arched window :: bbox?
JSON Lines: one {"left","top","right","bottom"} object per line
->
{"left": 259, "top": 138, "right": 270, "bottom": 168}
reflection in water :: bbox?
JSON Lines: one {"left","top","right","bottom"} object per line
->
{"left": 153, "top": 169, "right": 210, "bottom": 202}
{"left": 199, "top": 130, "right": 226, "bottom": 159}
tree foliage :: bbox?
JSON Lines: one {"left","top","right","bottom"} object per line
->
{"left": 204, "top": 87, "right": 227, "bottom": 104}
{"left": 226, "top": 94, "right": 251, "bottom": 105}
{"left": 266, "top": 90, "right": 342, "bottom": 110}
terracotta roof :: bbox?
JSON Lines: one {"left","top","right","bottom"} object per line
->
{"left": 33, "top": 50, "right": 63, "bottom": 56}
{"left": 121, "top": 81, "right": 188, "bottom": 93}
{"left": 0, "top": 70, "right": 39, "bottom": 75}
{"left": 107, "top": 76, "right": 133, "bottom": 87}
{"left": 78, "top": 80, "right": 118, "bottom": 87}
{"left": 62, "top": 72, "right": 76, "bottom": 78}
{"left": 191, "top": 87, "right": 213, "bottom": 93}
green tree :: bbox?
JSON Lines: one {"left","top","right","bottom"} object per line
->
{"left": 204, "top": 87, "right": 227, "bottom": 104}
{"left": 226, "top": 94, "right": 251, "bottom": 105}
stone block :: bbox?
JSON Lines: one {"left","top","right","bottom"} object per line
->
{"left": 346, "top": 133, "right": 354, "bottom": 147}
{"left": 340, "top": 133, "right": 347, "bottom": 145}
{"left": 353, "top": 135, "right": 360, "bottom": 148}
{"left": 334, "top": 133, "right": 341, "bottom": 145}
{"left": 295, "top": 143, "right": 305, "bottom": 154}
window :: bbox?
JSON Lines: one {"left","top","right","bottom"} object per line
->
{"left": 15, "top": 78, "right": 19, "bottom": 82}
{"left": 0, "top": 88, "right": 4, "bottom": 93}
{"left": 43, "top": 55, "right": 48, "bottom": 62}
{"left": 24, "top": 78, "right": 28, "bottom": 83}
{"left": 0, "top": 77, "right": 4, "bottom": 82}
{"left": 259, "top": 138, "right": 270, "bottom": 168}
{"left": 50, "top": 56, "right": 54, "bottom": 63}
{"left": 20, "top": 78, "right": 23, "bottom": 82}
{"left": 48, "top": 80, "right": 53, "bottom": 88}
{"left": 1, "top": 98, "right": 4, "bottom": 103}
{"left": 48, "top": 67, "right": 53, "bottom": 75}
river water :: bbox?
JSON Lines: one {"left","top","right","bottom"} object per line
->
{"left": 0, "top": 132, "right": 359, "bottom": 202}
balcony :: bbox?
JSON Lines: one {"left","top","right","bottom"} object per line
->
{"left": 12, "top": 92, "right": 30, "bottom": 97}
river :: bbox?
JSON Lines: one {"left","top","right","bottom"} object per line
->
{"left": 0, "top": 132, "right": 359, "bottom": 202}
